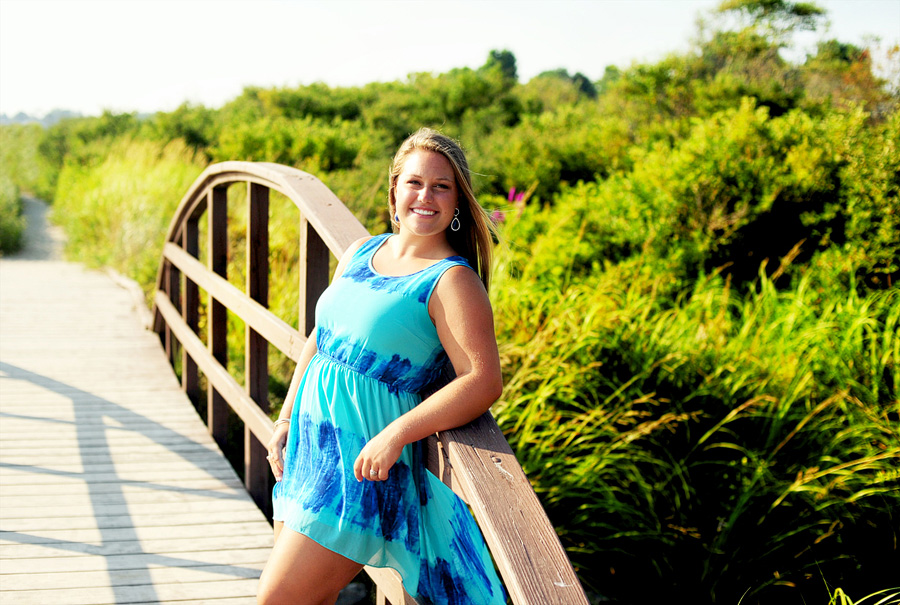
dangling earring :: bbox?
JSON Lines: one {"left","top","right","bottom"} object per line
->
{"left": 394, "top": 213, "right": 399, "bottom": 223}
{"left": 450, "top": 208, "right": 461, "bottom": 232}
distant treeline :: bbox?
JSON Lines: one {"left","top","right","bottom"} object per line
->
{"left": 1, "top": 1, "right": 897, "bottom": 603}
{"left": 0, "top": 109, "right": 85, "bottom": 128}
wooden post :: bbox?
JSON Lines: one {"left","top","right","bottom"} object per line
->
{"left": 208, "top": 186, "right": 229, "bottom": 450}
{"left": 299, "top": 216, "right": 329, "bottom": 337}
{"left": 164, "top": 261, "right": 180, "bottom": 364}
{"left": 246, "top": 182, "right": 272, "bottom": 519}
{"left": 182, "top": 218, "right": 200, "bottom": 407}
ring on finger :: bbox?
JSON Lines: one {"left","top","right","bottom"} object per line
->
{"left": 369, "top": 469, "right": 378, "bottom": 477}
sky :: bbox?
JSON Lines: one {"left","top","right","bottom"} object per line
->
{"left": 1, "top": 0, "right": 898, "bottom": 118}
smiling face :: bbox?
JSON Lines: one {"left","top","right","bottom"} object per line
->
{"left": 392, "top": 150, "right": 458, "bottom": 239}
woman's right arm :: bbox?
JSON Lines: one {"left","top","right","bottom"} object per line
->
{"left": 266, "top": 235, "right": 371, "bottom": 481}
{"left": 266, "top": 332, "right": 317, "bottom": 481}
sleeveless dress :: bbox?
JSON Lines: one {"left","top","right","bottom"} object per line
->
{"left": 272, "top": 234, "right": 506, "bottom": 604}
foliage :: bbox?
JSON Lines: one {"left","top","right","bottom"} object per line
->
{"left": 51, "top": 137, "right": 205, "bottom": 296}
{"left": 0, "top": 122, "right": 55, "bottom": 200}
{"left": 826, "top": 588, "right": 900, "bottom": 605}
{"left": 483, "top": 48, "right": 518, "bottom": 82}
{"left": 717, "top": 0, "right": 826, "bottom": 36}
{"left": 491, "top": 227, "right": 899, "bottom": 602}
{"left": 2, "top": 3, "right": 898, "bottom": 600}
{"left": 0, "top": 171, "right": 25, "bottom": 254}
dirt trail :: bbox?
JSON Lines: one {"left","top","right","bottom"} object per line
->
{"left": 7, "top": 195, "right": 66, "bottom": 261}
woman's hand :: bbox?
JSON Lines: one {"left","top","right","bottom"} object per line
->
{"left": 266, "top": 423, "right": 290, "bottom": 482}
{"left": 353, "top": 428, "right": 404, "bottom": 482}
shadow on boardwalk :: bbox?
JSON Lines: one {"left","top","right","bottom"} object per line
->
{"left": 0, "top": 198, "right": 274, "bottom": 604}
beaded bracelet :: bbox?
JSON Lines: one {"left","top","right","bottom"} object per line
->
{"left": 274, "top": 418, "right": 291, "bottom": 428}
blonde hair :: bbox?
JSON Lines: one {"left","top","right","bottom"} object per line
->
{"left": 388, "top": 128, "right": 496, "bottom": 292}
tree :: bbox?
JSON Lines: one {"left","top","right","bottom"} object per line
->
{"left": 717, "top": 0, "right": 825, "bottom": 40}
{"left": 482, "top": 49, "right": 518, "bottom": 82}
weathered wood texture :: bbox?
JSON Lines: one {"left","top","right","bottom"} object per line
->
{"left": 0, "top": 260, "right": 273, "bottom": 605}
{"left": 150, "top": 161, "right": 590, "bottom": 603}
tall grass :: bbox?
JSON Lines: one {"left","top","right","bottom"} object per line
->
{"left": 52, "top": 137, "right": 206, "bottom": 295}
{"left": 491, "top": 224, "right": 899, "bottom": 602}
{"left": 0, "top": 172, "right": 25, "bottom": 254}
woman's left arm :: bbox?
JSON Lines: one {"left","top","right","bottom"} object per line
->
{"left": 353, "top": 266, "right": 502, "bottom": 481}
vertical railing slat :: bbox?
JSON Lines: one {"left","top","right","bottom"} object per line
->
{"left": 182, "top": 217, "right": 200, "bottom": 406}
{"left": 246, "top": 182, "right": 271, "bottom": 518}
{"left": 164, "top": 262, "right": 180, "bottom": 363}
{"left": 299, "top": 216, "right": 329, "bottom": 337}
{"left": 208, "top": 185, "right": 229, "bottom": 449}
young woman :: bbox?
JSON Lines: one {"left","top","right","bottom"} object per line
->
{"left": 257, "top": 128, "right": 506, "bottom": 605}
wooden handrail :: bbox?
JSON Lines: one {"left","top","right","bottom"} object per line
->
{"left": 151, "top": 161, "right": 589, "bottom": 604}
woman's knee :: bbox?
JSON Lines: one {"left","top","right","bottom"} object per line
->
{"left": 257, "top": 580, "right": 338, "bottom": 605}
{"left": 256, "top": 570, "right": 287, "bottom": 605}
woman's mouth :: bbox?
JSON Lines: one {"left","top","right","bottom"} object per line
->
{"left": 411, "top": 208, "right": 436, "bottom": 216}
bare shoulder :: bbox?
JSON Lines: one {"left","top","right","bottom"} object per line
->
{"left": 345, "top": 236, "right": 371, "bottom": 259}
{"left": 432, "top": 264, "right": 491, "bottom": 312}
{"left": 334, "top": 236, "right": 373, "bottom": 278}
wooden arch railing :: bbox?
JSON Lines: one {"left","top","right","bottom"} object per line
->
{"left": 151, "top": 161, "right": 589, "bottom": 604}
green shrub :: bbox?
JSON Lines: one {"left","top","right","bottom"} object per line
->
{"left": 0, "top": 172, "right": 25, "bottom": 254}
{"left": 491, "top": 245, "right": 899, "bottom": 603}
{"left": 51, "top": 137, "right": 205, "bottom": 297}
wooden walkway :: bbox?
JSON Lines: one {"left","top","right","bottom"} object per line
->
{"left": 0, "top": 239, "right": 274, "bottom": 604}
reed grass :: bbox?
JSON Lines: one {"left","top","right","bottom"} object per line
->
{"left": 490, "top": 208, "right": 899, "bottom": 601}
{"left": 0, "top": 171, "right": 25, "bottom": 254}
{"left": 51, "top": 137, "right": 206, "bottom": 297}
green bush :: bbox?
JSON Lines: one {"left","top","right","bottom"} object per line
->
{"left": 491, "top": 243, "right": 899, "bottom": 603}
{"left": 51, "top": 137, "right": 205, "bottom": 296}
{"left": 0, "top": 172, "right": 25, "bottom": 254}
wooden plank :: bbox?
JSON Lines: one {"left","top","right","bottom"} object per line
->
{"left": 0, "top": 522, "right": 272, "bottom": 551}
{"left": 1, "top": 488, "right": 249, "bottom": 511}
{"left": 0, "top": 536, "right": 272, "bottom": 560}
{"left": 0, "top": 578, "right": 261, "bottom": 605}
{"left": 0, "top": 562, "right": 266, "bottom": 591}
{"left": 1, "top": 477, "right": 245, "bottom": 498}
{"left": 0, "top": 466, "right": 241, "bottom": 486}
{"left": 0, "top": 497, "right": 261, "bottom": 520}
{"left": 0, "top": 509, "right": 265, "bottom": 532}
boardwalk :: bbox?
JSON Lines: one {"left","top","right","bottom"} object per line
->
{"left": 0, "top": 199, "right": 274, "bottom": 604}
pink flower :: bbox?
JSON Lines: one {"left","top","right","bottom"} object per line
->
{"left": 490, "top": 210, "right": 505, "bottom": 224}
{"left": 507, "top": 187, "right": 525, "bottom": 203}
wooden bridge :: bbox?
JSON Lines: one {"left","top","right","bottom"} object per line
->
{"left": 0, "top": 165, "right": 590, "bottom": 604}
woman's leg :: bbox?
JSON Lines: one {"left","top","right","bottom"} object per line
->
{"left": 258, "top": 524, "right": 364, "bottom": 605}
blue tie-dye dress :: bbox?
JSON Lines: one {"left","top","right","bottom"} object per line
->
{"left": 272, "top": 234, "right": 506, "bottom": 604}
